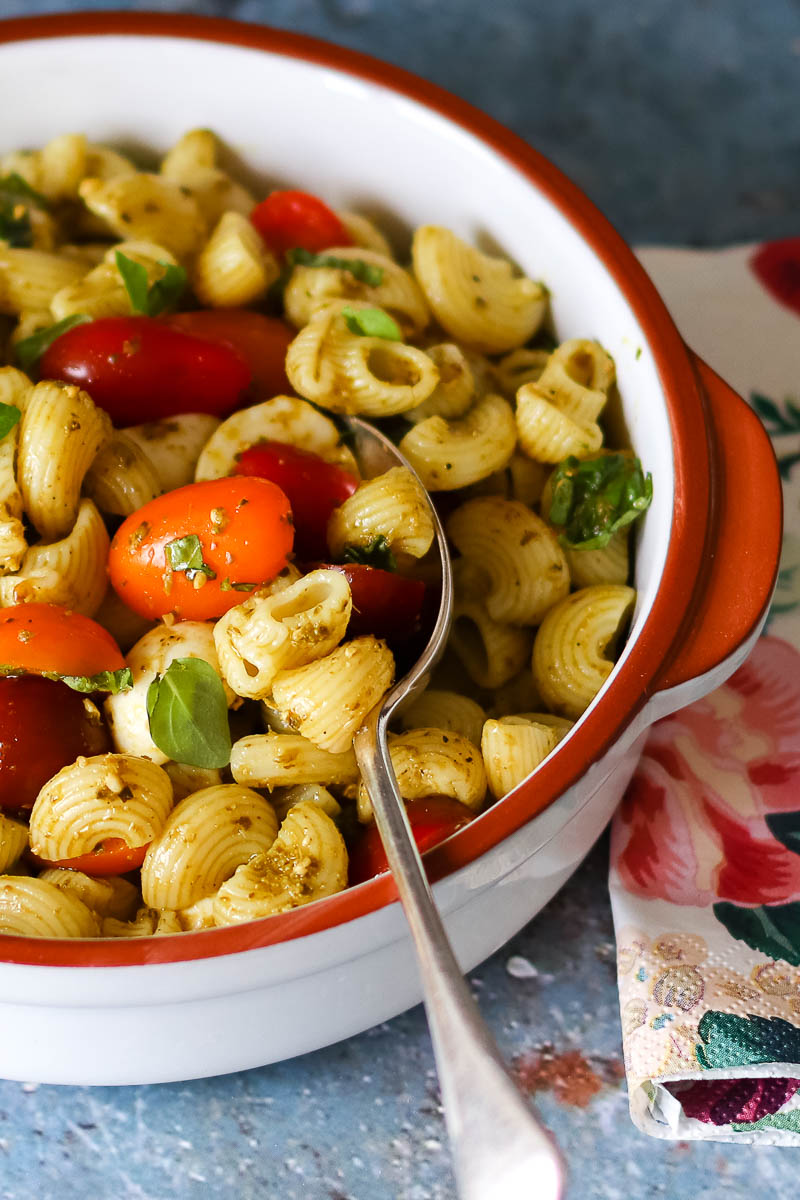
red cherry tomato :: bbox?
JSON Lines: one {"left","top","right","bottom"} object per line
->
{"left": 313, "top": 563, "right": 426, "bottom": 638}
{"left": 29, "top": 837, "right": 148, "bottom": 877}
{"left": 39, "top": 316, "right": 251, "bottom": 426}
{"left": 0, "top": 675, "right": 110, "bottom": 810}
{"left": 750, "top": 238, "right": 800, "bottom": 317}
{"left": 348, "top": 796, "right": 475, "bottom": 885}
{"left": 109, "top": 476, "right": 294, "bottom": 621}
{"left": 235, "top": 442, "right": 359, "bottom": 559}
{"left": 163, "top": 310, "right": 293, "bottom": 401}
{"left": 250, "top": 189, "right": 352, "bottom": 257}
{"left": 0, "top": 603, "right": 125, "bottom": 679}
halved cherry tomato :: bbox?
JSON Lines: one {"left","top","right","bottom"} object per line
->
{"left": 164, "top": 310, "right": 293, "bottom": 401}
{"left": 235, "top": 442, "right": 359, "bottom": 559}
{"left": 312, "top": 563, "right": 426, "bottom": 638}
{"left": 348, "top": 796, "right": 475, "bottom": 885}
{"left": 0, "top": 675, "right": 110, "bottom": 810}
{"left": 0, "top": 603, "right": 125, "bottom": 679}
{"left": 39, "top": 315, "right": 251, "bottom": 426}
{"left": 250, "top": 189, "right": 352, "bottom": 257}
{"left": 109, "top": 476, "right": 294, "bottom": 621}
{"left": 29, "top": 837, "right": 148, "bottom": 877}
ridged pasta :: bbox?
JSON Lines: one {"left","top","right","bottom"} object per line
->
{"left": 327, "top": 466, "right": 434, "bottom": 559}
{"left": 357, "top": 727, "right": 486, "bottom": 822}
{"left": 534, "top": 338, "right": 615, "bottom": 425}
{"left": 285, "top": 301, "right": 439, "bottom": 417}
{"left": 193, "top": 211, "right": 279, "bottom": 308}
{"left": 231, "top": 732, "right": 359, "bottom": 790}
{"left": 411, "top": 225, "right": 547, "bottom": 352}
{"left": 28, "top": 753, "right": 174, "bottom": 863}
{"left": 0, "top": 367, "right": 33, "bottom": 574}
{"left": 398, "top": 392, "right": 517, "bottom": 490}
{"left": 0, "top": 497, "right": 109, "bottom": 615}
{"left": 270, "top": 783, "right": 342, "bottom": 824}
{"left": 565, "top": 529, "right": 630, "bottom": 587}
{"left": 141, "top": 784, "right": 279, "bottom": 911}
{"left": 336, "top": 211, "right": 394, "bottom": 257}
{"left": 163, "top": 762, "right": 223, "bottom": 803}
{"left": 38, "top": 868, "right": 139, "bottom": 922}
{"left": 50, "top": 239, "right": 181, "bottom": 321}
{"left": 515, "top": 382, "right": 603, "bottom": 463}
{"left": 284, "top": 247, "right": 429, "bottom": 336}
{"left": 398, "top": 689, "right": 486, "bottom": 748}
{"left": 486, "top": 668, "right": 543, "bottom": 717}
{"left": 491, "top": 347, "right": 550, "bottom": 397}
{"left": 83, "top": 431, "right": 162, "bottom": 516}
{"left": 0, "top": 877, "right": 100, "bottom": 938}
{"left": 481, "top": 716, "right": 561, "bottom": 800}
{"left": 402, "top": 343, "right": 476, "bottom": 425}
{"left": 532, "top": 584, "right": 636, "bottom": 717}
{"left": 78, "top": 174, "right": 207, "bottom": 260}
{"left": 0, "top": 246, "right": 87, "bottom": 315}
{"left": 2, "top": 133, "right": 88, "bottom": 202}
{"left": 0, "top": 813, "right": 28, "bottom": 872}
{"left": 214, "top": 568, "right": 352, "bottom": 699}
{"left": 213, "top": 802, "right": 348, "bottom": 924}
{"left": 449, "top": 595, "right": 533, "bottom": 689}
{"left": 160, "top": 129, "right": 256, "bottom": 227}
{"left": 125, "top": 413, "right": 221, "bottom": 493}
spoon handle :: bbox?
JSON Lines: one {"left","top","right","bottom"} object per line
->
{"left": 354, "top": 710, "right": 565, "bottom": 1200}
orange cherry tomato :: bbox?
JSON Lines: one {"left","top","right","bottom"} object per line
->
{"left": 163, "top": 310, "right": 294, "bottom": 401}
{"left": 250, "top": 189, "right": 353, "bottom": 257}
{"left": 0, "top": 603, "right": 125, "bottom": 679}
{"left": 29, "top": 837, "right": 149, "bottom": 877}
{"left": 109, "top": 477, "right": 294, "bottom": 621}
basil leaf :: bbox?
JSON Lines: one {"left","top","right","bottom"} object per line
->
{"left": 56, "top": 667, "right": 133, "bottom": 695}
{"left": 146, "top": 657, "right": 231, "bottom": 768}
{"left": 548, "top": 453, "right": 653, "bottom": 550}
{"left": 165, "top": 533, "right": 216, "bottom": 580}
{"left": 0, "top": 174, "right": 49, "bottom": 249}
{"left": 0, "top": 403, "right": 21, "bottom": 441}
{"left": 0, "top": 173, "right": 48, "bottom": 209}
{"left": 15, "top": 313, "right": 92, "bottom": 373}
{"left": 341, "top": 305, "right": 401, "bottom": 341}
{"left": 342, "top": 536, "right": 397, "bottom": 571}
{"left": 287, "top": 247, "right": 384, "bottom": 287}
{"left": 115, "top": 251, "right": 187, "bottom": 317}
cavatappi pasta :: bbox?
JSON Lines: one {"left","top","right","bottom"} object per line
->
{"left": 0, "top": 130, "right": 651, "bottom": 938}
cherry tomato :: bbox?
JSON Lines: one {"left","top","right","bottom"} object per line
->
{"left": 39, "top": 315, "right": 251, "bottom": 426}
{"left": 109, "top": 476, "right": 294, "bottom": 621}
{"left": 235, "top": 442, "right": 359, "bottom": 559}
{"left": 0, "top": 675, "right": 110, "bottom": 810}
{"left": 348, "top": 797, "right": 475, "bottom": 885}
{"left": 312, "top": 563, "right": 426, "bottom": 638}
{"left": 750, "top": 238, "right": 800, "bottom": 317}
{"left": 0, "top": 603, "right": 125, "bottom": 679}
{"left": 29, "top": 837, "right": 149, "bottom": 877}
{"left": 250, "top": 189, "right": 352, "bottom": 257}
{"left": 163, "top": 310, "right": 293, "bottom": 401}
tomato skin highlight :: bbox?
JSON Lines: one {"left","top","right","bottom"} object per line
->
{"left": 29, "top": 837, "right": 148, "bottom": 877}
{"left": 0, "top": 675, "right": 110, "bottom": 811}
{"left": 235, "top": 442, "right": 359, "bottom": 560}
{"left": 163, "top": 310, "right": 293, "bottom": 401}
{"left": 39, "top": 315, "right": 251, "bottom": 426}
{"left": 250, "top": 190, "right": 352, "bottom": 257}
{"left": 0, "top": 603, "right": 125, "bottom": 679}
{"left": 312, "top": 563, "right": 426, "bottom": 639}
{"left": 348, "top": 797, "right": 475, "bottom": 885}
{"left": 109, "top": 476, "right": 295, "bottom": 621}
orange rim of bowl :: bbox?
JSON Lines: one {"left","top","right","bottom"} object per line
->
{"left": 0, "top": 11, "right": 718, "bottom": 966}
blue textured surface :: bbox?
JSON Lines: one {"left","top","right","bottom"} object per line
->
{"left": 0, "top": 3, "right": 798, "bottom": 1196}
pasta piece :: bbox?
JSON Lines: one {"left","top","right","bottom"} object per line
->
{"left": 565, "top": 529, "right": 630, "bottom": 588}
{"left": 194, "top": 395, "right": 358, "bottom": 481}
{"left": 102, "top": 906, "right": 160, "bottom": 939}
{"left": 0, "top": 877, "right": 100, "bottom": 938}
{"left": 411, "top": 226, "right": 547, "bottom": 353}
{"left": 175, "top": 896, "right": 219, "bottom": 931}
{"left": 285, "top": 301, "right": 439, "bottom": 417}
{"left": 398, "top": 392, "right": 516, "bottom": 491}
{"left": 326, "top": 466, "right": 434, "bottom": 560}
{"left": 449, "top": 595, "right": 533, "bottom": 689}
{"left": 487, "top": 668, "right": 543, "bottom": 717}
{"left": 141, "top": 784, "right": 279, "bottom": 911}
{"left": 0, "top": 246, "right": 87, "bottom": 315}
{"left": 337, "top": 211, "right": 394, "bottom": 257}
{"left": 481, "top": 716, "right": 561, "bottom": 800}
{"left": 163, "top": 763, "right": 223, "bottom": 803}
{"left": 532, "top": 584, "right": 636, "bottom": 717}
{"left": 398, "top": 689, "right": 486, "bottom": 747}
{"left": 231, "top": 732, "right": 359, "bottom": 790}
{"left": 0, "top": 367, "right": 33, "bottom": 574}
{"left": 160, "top": 129, "right": 256, "bottom": 226}
{"left": 38, "top": 869, "right": 139, "bottom": 922}
{"left": 28, "top": 753, "right": 174, "bottom": 864}
{"left": 105, "top": 622, "right": 236, "bottom": 763}
{"left": 357, "top": 728, "right": 486, "bottom": 822}
{"left": 50, "top": 239, "right": 180, "bottom": 322}
{"left": 403, "top": 343, "right": 476, "bottom": 425}
{"left": 83, "top": 431, "right": 162, "bottom": 516}
{"left": 491, "top": 347, "right": 550, "bottom": 397}
{"left": 214, "top": 568, "right": 352, "bottom": 699}
{"left": 78, "top": 174, "right": 207, "bottom": 260}
{"left": 284, "top": 247, "right": 429, "bottom": 335}
{"left": 193, "top": 211, "right": 279, "bottom": 307}
{"left": 92, "top": 586, "right": 154, "bottom": 653}
{"left": 270, "top": 783, "right": 342, "bottom": 824}
{"left": 446, "top": 497, "right": 570, "bottom": 625}
{"left": 515, "top": 383, "right": 603, "bottom": 463}
{"left": 17, "top": 380, "right": 111, "bottom": 539}
{"left": 125, "top": 413, "right": 221, "bottom": 493}
{"left": 0, "top": 497, "right": 109, "bottom": 616}
{"left": 534, "top": 339, "right": 615, "bottom": 425}
{"left": 270, "top": 636, "right": 395, "bottom": 754}
{"left": 213, "top": 801, "right": 348, "bottom": 924}
{"left": 0, "top": 813, "right": 28, "bottom": 873}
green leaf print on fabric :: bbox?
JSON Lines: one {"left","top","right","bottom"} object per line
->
{"left": 768, "top": 531, "right": 800, "bottom": 623}
{"left": 714, "top": 901, "right": 800, "bottom": 966}
{"left": 696, "top": 1011, "right": 800, "bottom": 1071}
{"left": 750, "top": 391, "right": 800, "bottom": 480}
{"left": 766, "top": 812, "right": 800, "bottom": 858}
{"left": 732, "top": 1109, "right": 800, "bottom": 1134}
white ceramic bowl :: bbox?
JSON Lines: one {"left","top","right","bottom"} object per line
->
{"left": 0, "top": 13, "right": 782, "bottom": 1085}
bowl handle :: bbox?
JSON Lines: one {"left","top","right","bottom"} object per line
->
{"left": 649, "top": 351, "right": 782, "bottom": 715}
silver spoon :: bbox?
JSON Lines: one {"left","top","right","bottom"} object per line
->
{"left": 348, "top": 417, "right": 565, "bottom": 1200}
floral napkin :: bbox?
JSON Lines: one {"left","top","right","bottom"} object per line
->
{"left": 609, "top": 239, "right": 800, "bottom": 1143}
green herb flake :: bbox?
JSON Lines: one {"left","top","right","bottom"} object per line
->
{"left": 55, "top": 667, "right": 134, "bottom": 695}
{"left": 115, "top": 251, "right": 187, "bottom": 317}
{"left": 287, "top": 247, "right": 384, "bottom": 287}
{"left": 341, "top": 305, "right": 401, "bottom": 341}
{"left": 0, "top": 174, "right": 49, "bottom": 249}
{"left": 165, "top": 533, "right": 216, "bottom": 581}
{"left": 548, "top": 453, "right": 653, "bottom": 550}
{"left": 0, "top": 403, "right": 21, "bottom": 441}
{"left": 15, "top": 313, "right": 92, "bottom": 373}
{"left": 220, "top": 578, "right": 257, "bottom": 592}
{"left": 146, "top": 657, "right": 232, "bottom": 769}
{"left": 341, "top": 535, "right": 397, "bottom": 571}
